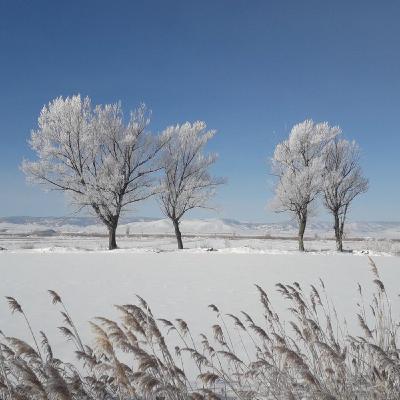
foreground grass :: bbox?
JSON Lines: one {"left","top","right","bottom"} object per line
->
{"left": 0, "top": 257, "right": 399, "bottom": 399}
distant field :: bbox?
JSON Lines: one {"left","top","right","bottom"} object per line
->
{"left": 1, "top": 216, "right": 400, "bottom": 255}
{"left": 1, "top": 232, "right": 400, "bottom": 255}
{"left": 1, "top": 216, "right": 400, "bottom": 239}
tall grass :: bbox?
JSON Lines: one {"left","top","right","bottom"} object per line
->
{"left": 0, "top": 257, "right": 399, "bottom": 399}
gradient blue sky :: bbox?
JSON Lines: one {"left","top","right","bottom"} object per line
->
{"left": 0, "top": 0, "right": 399, "bottom": 222}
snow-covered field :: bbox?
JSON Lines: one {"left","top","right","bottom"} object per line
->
{"left": 1, "top": 234, "right": 400, "bottom": 256}
{"left": 0, "top": 250, "right": 399, "bottom": 367}
{"left": 1, "top": 216, "right": 400, "bottom": 255}
{"left": 2, "top": 216, "right": 400, "bottom": 239}
{"left": 1, "top": 216, "right": 400, "bottom": 374}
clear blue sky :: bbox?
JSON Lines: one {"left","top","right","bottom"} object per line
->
{"left": 0, "top": 0, "right": 399, "bottom": 222}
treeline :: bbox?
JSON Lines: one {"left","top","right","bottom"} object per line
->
{"left": 22, "top": 96, "right": 367, "bottom": 251}
{"left": 270, "top": 120, "right": 368, "bottom": 251}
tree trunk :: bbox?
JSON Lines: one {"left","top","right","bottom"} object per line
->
{"left": 172, "top": 219, "right": 183, "bottom": 249}
{"left": 108, "top": 224, "right": 118, "bottom": 250}
{"left": 333, "top": 212, "right": 343, "bottom": 252}
{"left": 91, "top": 204, "right": 120, "bottom": 250}
{"left": 298, "top": 216, "right": 307, "bottom": 252}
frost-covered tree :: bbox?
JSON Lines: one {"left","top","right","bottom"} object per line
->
{"left": 158, "top": 121, "right": 223, "bottom": 249}
{"left": 271, "top": 120, "right": 340, "bottom": 251}
{"left": 322, "top": 138, "right": 368, "bottom": 252}
{"left": 22, "top": 95, "right": 167, "bottom": 250}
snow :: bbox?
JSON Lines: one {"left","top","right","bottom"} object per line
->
{"left": 0, "top": 216, "right": 399, "bottom": 369}
{"left": 1, "top": 216, "right": 400, "bottom": 238}
{"left": 0, "top": 220, "right": 399, "bottom": 381}
{"left": 0, "top": 251, "right": 399, "bottom": 370}
{"left": 1, "top": 216, "right": 400, "bottom": 259}
{"left": 0, "top": 234, "right": 398, "bottom": 256}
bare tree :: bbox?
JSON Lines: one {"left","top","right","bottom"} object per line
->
{"left": 322, "top": 138, "right": 368, "bottom": 251}
{"left": 271, "top": 120, "right": 340, "bottom": 251}
{"left": 22, "top": 95, "right": 167, "bottom": 250}
{"left": 158, "top": 121, "right": 224, "bottom": 249}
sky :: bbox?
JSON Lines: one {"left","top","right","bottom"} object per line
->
{"left": 0, "top": 0, "right": 399, "bottom": 222}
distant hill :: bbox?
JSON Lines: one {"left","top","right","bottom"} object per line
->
{"left": 0, "top": 216, "right": 156, "bottom": 227}
{"left": 1, "top": 216, "right": 400, "bottom": 239}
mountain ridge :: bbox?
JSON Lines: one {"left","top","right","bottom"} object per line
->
{"left": 1, "top": 216, "right": 400, "bottom": 239}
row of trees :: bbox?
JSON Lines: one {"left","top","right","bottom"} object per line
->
{"left": 271, "top": 120, "right": 368, "bottom": 251}
{"left": 22, "top": 95, "right": 222, "bottom": 250}
{"left": 22, "top": 96, "right": 367, "bottom": 251}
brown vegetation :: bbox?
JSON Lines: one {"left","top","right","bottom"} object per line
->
{"left": 0, "top": 257, "right": 399, "bottom": 399}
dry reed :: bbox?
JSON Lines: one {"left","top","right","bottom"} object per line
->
{"left": 0, "top": 256, "right": 399, "bottom": 399}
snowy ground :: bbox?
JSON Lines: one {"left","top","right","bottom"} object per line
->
{"left": 0, "top": 233, "right": 399, "bottom": 256}
{"left": 1, "top": 216, "right": 400, "bottom": 255}
{"left": 1, "top": 218, "right": 400, "bottom": 378}
{"left": 0, "top": 250, "right": 399, "bottom": 370}
{"left": 2, "top": 216, "right": 400, "bottom": 239}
